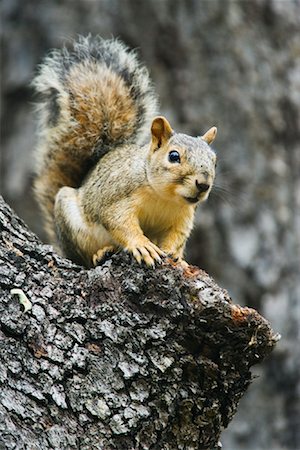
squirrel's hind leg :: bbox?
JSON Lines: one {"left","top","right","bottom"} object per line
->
{"left": 54, "top": 187, "right": 114, "bottom": 267}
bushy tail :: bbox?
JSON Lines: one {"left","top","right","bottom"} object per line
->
{"left": 32, "top": 35, "right": 158, "bottom": 244}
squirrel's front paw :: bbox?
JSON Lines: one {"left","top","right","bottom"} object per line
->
{"left": 174, "top": 257, "right": 189, "bottom": 269}
{"left": 126, "top": 240, "right": 165, "bottom": 267}
{"left": 92, "top": 245, "right": 116, "bottom": 266}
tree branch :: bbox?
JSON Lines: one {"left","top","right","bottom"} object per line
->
{"left": 0, "top": 196, "right": 278, "bottom": 449}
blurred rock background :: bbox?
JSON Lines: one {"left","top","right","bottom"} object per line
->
{"left": 1, "top": 0, "right": 299, "bottom": 448}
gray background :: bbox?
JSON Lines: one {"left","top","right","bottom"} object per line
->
{"left": 1, "top": 1, "right": 300, "bottom": 448}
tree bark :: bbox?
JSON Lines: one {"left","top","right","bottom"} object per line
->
{"left": 0, "top": 196, "right": 278, "bottom": 449}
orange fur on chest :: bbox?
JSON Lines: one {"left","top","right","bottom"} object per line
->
{"left": 133, "top": 186, "right": 192, "bottom": 238}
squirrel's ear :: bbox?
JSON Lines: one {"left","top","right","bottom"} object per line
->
{"left": 151, "top": 116, "right": 173, "bottom": 148}
{"left": 201, "top": 126, "right": 217, "bottom": 145}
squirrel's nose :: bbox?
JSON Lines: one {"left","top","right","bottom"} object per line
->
{"left": 195, "top": 181, "right": 210, "bottom": 193}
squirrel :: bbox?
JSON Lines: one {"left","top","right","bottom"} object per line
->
{"left": 32, "top": 35, "right": 217, "bottom": 268}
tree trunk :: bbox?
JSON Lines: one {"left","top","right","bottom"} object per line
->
{"left": 0, "top": 196, "right": 278, "bottom": 449}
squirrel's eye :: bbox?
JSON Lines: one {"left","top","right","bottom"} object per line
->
{"left": 168, "top": 150, "right": 181, "bottom": 163}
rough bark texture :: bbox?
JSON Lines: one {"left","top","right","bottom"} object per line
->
{"left": 1, "top": 1, "right": 300, "bottom": 448}
{"left": 0, "top": 197, "right": 277, "bottom": 449}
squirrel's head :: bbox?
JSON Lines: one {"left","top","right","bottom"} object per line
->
{"left": 147, "top": 116, "right": 217, "bottom": 205}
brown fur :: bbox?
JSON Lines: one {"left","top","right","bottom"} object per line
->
{"left": 54, "top": 116, "right": 217, "bottom": 267}
{"left": 33, "top": 37, "right": 217, "bottom": 267}
{"left": 33, "top": 37, "right": 158, "bottom": 245}
{"left": 67, "top": 63, "right": 139, "bottom": 146}
{"left": 34, "top": 63, "right": 139, "bottom": 243}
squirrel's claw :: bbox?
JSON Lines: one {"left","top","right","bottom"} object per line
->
{"left": 92, "top": 245, "right": 116, "bottom": 266}
{"left": 127, "top": 241, "right": 165, "bottom": 267}
{"left": 175, "top": 258, "right": 189, "bottom": 269}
